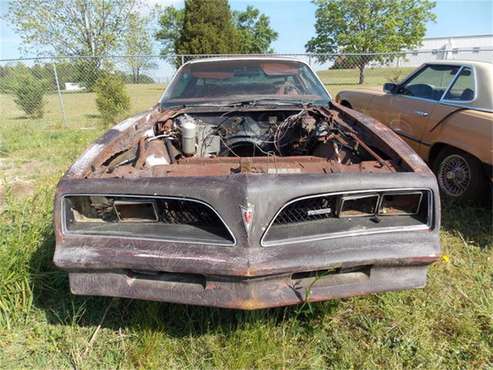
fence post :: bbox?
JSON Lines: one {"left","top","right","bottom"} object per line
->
{"left": 181, "top": 55, "right": 185, "bottom": 66}
{"left": 52, "top": 62, "right": 68, "bottom": 128}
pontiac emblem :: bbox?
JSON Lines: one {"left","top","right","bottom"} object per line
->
{"left": 240, "top": 203, "right": 254, "bottom": 233}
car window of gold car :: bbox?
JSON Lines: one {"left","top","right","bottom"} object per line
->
{"left": 397, "top": 65, "right": 461, "bottom": 101}
{"left": 444, "top": 68, "right": 475, "bottom": 102}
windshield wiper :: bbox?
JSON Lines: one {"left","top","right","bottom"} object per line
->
{"left": 163, "top": 98, "right": 311, "bottom": 109}
{"left": 219, "top": 98, "right": 309, "bottom": 107}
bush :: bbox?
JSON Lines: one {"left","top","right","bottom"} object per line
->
{"left": 13, "top": 74, "right": 47, "bottom": 118}
{"left": 94, "top": 74, "right": 130, "bottom": 125}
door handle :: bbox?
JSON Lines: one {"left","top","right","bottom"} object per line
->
{"left": 415, "top": 110, "right": 429, "bottom": 117}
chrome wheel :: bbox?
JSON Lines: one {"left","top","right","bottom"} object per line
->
{"left": 437, "top": 154, "right": 471, "bottom": 197}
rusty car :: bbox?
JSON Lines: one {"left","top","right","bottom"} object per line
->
{"left": 54, "top": 58, "right": 441, "bottom": 309}
{"left": 336, "top": 60, "right": 493, "bottom": 202}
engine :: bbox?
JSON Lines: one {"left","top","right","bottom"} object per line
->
{"left": 90, "top": 106, "right": 399, "bottom": 178}
{"left": 151, "top": 109, "right": 371, "bottom": 164}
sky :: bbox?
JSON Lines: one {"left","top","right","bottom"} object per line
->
{"left": 0, "top": 0, "right": 492, "bottom": 60}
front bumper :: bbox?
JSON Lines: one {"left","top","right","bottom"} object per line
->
{"left": 54, "top": 172, "right": 441, "bottom": 309}
{"left": 68, "top": 265, "right": 429, "bottom": 310}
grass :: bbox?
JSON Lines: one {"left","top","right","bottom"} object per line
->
{"left": 0, "top": 70, "right": 492, "bottom": 369}
{"left": 318, "top": 66, "right": 415, "bottom": 95}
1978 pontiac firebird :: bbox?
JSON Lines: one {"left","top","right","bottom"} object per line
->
{"left": 54, "top": 58, "right": 441, "bottom": 310}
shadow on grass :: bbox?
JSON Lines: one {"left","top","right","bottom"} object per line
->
{"left": 324, "top": 82, "right": 362, "bottom": 86}
{"left": 85, "top": 113, "right": 100, "bottom": 119}
{"left": 440, "top": 200, "right": 492, "bottom": 250}
{"left": 13, "top": 115, "right": 31, "bottom": 120}
{"left": 29, "top": 225, "right": 337, "bottom": 338}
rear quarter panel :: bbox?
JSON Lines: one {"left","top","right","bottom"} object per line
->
{"left": 426, "top": 109, "right": 493, "bottom": 164}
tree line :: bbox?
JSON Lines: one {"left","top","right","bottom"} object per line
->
{"left": 6, "top": 0, "right": 435, "bottom": 84}
{"left": 4, "top": 0, "right": 435, "bottom": 120}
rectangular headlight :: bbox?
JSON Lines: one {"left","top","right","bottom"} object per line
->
{"left": 379, "top": 192, "right": 423, "bottom": 216}
{"left": 337, "top": 194, "right": 379, "bottom": 218}
{"left": 114, "top": 200, "right": 158, "bottom": 223}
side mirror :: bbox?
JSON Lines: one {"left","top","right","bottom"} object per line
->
{"left": 383, "top": 82, "right": 397, "bottom": 93}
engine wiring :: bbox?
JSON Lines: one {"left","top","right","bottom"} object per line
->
{"left": 138, "top": 107, "right": 392, "bottom": 170}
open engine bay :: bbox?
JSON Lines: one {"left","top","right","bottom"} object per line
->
{"left": 89, "top": 105, "right": 411, "bottom": 178}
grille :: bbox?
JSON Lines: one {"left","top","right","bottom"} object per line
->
{"left": 159, "top": 199, "right": 223, "bottom": 226}
{"left": 273, "top": 196, "right": 337, "bottom": 224}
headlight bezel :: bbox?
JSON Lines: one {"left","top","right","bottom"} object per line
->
{"left": 61, "top": 194, "right": 236, "bottom": 246}
{"left": 262, "top": 188, "right": 434, "bottom": 247}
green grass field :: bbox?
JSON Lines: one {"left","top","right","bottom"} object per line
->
{"left": 0, "top": 70, "right": 491, "bottom": 369}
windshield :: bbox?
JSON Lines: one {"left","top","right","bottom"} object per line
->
{"left": 161, "top": 59, "right": 330, "bottom": 107}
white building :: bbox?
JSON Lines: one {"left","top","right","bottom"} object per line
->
{"left": 64, "top": 82, "right": 85, "bottom": 92}
{"left": 401, "top": 34, "right": 493, "bottom": 66}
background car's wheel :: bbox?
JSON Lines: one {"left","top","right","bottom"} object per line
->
{"left": 433, "top": 147, "right": 486, "bottom": 202}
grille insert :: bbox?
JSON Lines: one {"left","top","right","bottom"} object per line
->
{"left": 160, "top": 199, "right": 220, "bottom": 226}
{"left": 274, "top": 196, "right": 336, "bottom": 224}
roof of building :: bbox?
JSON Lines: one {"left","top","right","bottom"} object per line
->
{"left": 423, "top": 34, "right": 493, "bottom": 40}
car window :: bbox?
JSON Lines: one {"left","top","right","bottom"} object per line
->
{"left": 444, "top": 67, "right": 475, "bottom": 101}
{"left": 397, "top": 65, "right": 461, "bottom": 101}
{"left": 161, "top": 60, "right": 330, "bottom": 107}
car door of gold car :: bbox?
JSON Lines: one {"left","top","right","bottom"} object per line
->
{"left": 386, "top": 64, "right": 462, "bottom": 156}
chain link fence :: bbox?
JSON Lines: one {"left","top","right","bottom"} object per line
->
{"left": 1, "top": 48, "right": 492, "bottom": 128}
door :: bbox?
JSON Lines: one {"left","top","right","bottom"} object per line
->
{"left": 386, "top": 64, "right": 462, "bottom": 154}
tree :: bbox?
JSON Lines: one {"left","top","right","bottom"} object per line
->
{"left": 123, "top": 13, "right": 157, "bottom": 83}
{"left": 94, "top": 74, "right": 130, "bottom": 125}
{"left": 7, "top": 0, "right": 140, "bottom": 57}
{"left": 306, "top": 0, "right": 436, "bottom": 84}
{"left": 233, "top": 6, "right": 279, "bottom": 54}
{"left": 155, "top": 6, "right": 185, "bottom": 58}
{"left": 13, "top": 74, "right": 47, "bottom": 118}
{"left": 176, "top": 0, "right": 238, "bottom": 55}
{"left": 155, "top": 1, "right": 278, "bottom": 62}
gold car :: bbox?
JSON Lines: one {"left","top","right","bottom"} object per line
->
{"left": 336, "top": 60, "right": 493, "bottom": 201}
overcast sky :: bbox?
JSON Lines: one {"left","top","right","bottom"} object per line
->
{"left": 1, "top": 0, "right": 492, "bottom": 59}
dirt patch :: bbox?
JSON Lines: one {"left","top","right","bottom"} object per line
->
{"left": 11, "top": 180, "right": 35, "bottom": 199}
{"left": 0, "top": 180, "right": 35, "bottom": 209}
{"left": 0, "top": 158, "right": 37, "bottom": 209}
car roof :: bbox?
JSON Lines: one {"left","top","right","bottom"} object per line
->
{"left": 425, "top": 59, "right": 492, "bottom": 68}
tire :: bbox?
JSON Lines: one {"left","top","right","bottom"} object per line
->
{"left": 432, "top": 147, "right": 486, "bottom": 202}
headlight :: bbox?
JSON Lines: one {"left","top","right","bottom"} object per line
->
{"left": 337, "top": 194, "right": 379, "bottom": 218}
{"left": 379, "top": 192, "right": 423, "bottom": 216}
{"left": 113, "top": 200, "right": 159, "bottom": 223}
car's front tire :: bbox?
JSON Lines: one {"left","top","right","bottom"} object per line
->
{"left": 433, "top": 147, "right": 486, "bottom": 202}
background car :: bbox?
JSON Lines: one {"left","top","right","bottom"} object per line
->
{"left": 336, "top": 61, "right": 493, "bottom": 202}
